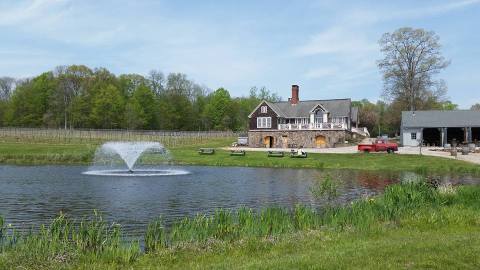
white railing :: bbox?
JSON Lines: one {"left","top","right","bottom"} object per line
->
{"left": 278, "top": 123, "right": 347, "bottom": 130}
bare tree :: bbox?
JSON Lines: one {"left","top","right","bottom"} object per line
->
{"left": 378, "top": 27, "right": 450, "bottom": 111}
{"left": 54, "top": 65, "right": 93, "bottom": 129}
{"left": 148, "top": 70, "right": 165, "bottom": 96}
{"left": 0, "top": 77, "right": 16, "bottom": 101}
{"left": 471, "top": 103, "right": 480, "bottom": 111}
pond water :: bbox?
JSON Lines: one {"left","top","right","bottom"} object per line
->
{"left": 1, "top": 165, "right": 479, "bottom": 237}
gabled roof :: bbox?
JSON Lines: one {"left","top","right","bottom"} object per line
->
{"left": 402, "top": 110, "right": 480, "bottom": 128}
{"left": 266, "top": 99, "right": 352, "bottom": 118}
{"left": 247, "top": 100, "right": 283, "bottom": 118}
{"left": 309, "top": 104, "right": 328, "bottom": 113}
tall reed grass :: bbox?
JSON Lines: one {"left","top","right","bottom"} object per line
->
{"left": 1, "top": 181, "right": 479, "bottom": 266}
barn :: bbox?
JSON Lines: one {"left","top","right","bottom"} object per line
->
{"left": 401, "top": 110, "right": 480, "bottom": 147}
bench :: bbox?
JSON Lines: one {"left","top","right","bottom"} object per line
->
{"left": 198, "top": 148, "right": 215, "bottom": 155}
{"left": 230, "top": 150, "right": 246, "bottom": 156}
{"left": 267, "top": 151, "right": 284, "bottom": 157}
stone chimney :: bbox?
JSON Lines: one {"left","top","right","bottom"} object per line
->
{"left": 289, "top": 85, "right": 299, "bottom": 105}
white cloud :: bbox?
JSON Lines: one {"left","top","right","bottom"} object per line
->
{"left": 343, "top": 0, "right": 480, "bottom": 25}
{"left": 294, "top": 26, "right": 377, "bottom": 56}
{"left": 398, "top": 0, "right": 480, "bottom": 19}
{"left": 295, "top": 0, "right": 480, "bottom": 100}
{"left": 0, "top": 0, "right": 69, "bottom": 26}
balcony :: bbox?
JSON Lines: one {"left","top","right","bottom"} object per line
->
{"left": 278, "top": 122, "right": 347, "bottom": 130}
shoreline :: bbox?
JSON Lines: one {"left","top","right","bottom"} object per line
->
{"left": 1, "top": 182, "right": 480, "bottom": 269}
{"left": 0, "top": 139, "right": 479, "bottom": 174}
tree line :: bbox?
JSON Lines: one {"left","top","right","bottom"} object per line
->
{"left": 0, "top": 66, "right": 279, "bottom": 131}
{"left": 1, "top": 27, "right": 478, "bottom": 135}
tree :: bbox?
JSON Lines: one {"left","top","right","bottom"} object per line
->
{"left": 378, "top": 27, "right": 450, "bottom": 111}
{"left": 148, "top": 70, "right": 165, "bottom": 96}
{"left": 131, "top": 84, "right": 157, "bottom": 129}
{"left": 203, "top": 88, "right": 233, "bottom": 130}
{"left": 0, "top": 77, "right": 16, "bottom": 101}
{"left": 6, "top": 73, "right": 56, "bottom": 127}
{"left": 0, "top": 77, "right": 16, "bottom": 126}
{"left": 124, "top": 99, "right": 146, "bottom": 130}
{"left": 438, "top": 100, "right": 458, "bottom": 110}
{"left": 471, "top": 103, "right": 480, "bottom": 111}
{"left": 352, "top": 99, "right": 379, "bottom": 137}
{"left": 91, "top": 84, "right": 124, "bottom": 129}
{"left": 249, "top": 86, "right": 281, "bottom": 103}
{"left": 118, "top": 74, "right": 147, "bottom": 97}
{"left": 52, "top": 65, "right": 93, "bottom": 129}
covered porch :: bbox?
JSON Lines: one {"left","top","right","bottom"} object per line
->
{"left": 422, "top": 127, "right": 480, "bottom": 146}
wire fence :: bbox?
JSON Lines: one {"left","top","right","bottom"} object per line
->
{"left": 0, "top": 128, "right": 239, "bottom": 147}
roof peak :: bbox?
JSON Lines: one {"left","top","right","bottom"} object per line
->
{"left": 272, "top": 98, "right": 351, "bottom": 104}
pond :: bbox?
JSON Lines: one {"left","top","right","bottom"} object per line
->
{"left": 1, "top": 165, "right": 479, "bottom": 237}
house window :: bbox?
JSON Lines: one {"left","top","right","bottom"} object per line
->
{"left": 411, "top": 133, "right": 417, "bottom": 140}
{"left": 257, "top": 117, "right": 271, "bottom": 128}
{"left": 260, "top": 106, "right": 267, "bottom": 113}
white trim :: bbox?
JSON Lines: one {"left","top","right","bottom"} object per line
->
{"left": 247, "top": 100, "right": 281, "bottom": 118}
{"left": 257, "top": 117, "right": 272, "bottom": 128}
{"left": 309, "top": 104, "right": 328, "bottom": 113}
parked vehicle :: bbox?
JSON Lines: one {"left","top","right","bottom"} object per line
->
{"left": 232, "top": 137, "right": 248, "bottom": 147}
{"left": 358, "top": 139, "right": 398, "bottom": 153}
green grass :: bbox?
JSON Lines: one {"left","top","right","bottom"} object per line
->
{"left": 170, "top": 147, "right": 480, "bottom": 174}
{"left": 1, "top": 182, "right": 480, "bottom": 269}
{"left": 0, "top": 137, "right": 479, "bottom": 174}
{"left": 0, "top": 141, "right": 97, "bottom": 164}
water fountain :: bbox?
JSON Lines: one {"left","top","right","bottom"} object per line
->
{"left": 83, "top": 141, "right": 189, "bottom": 176}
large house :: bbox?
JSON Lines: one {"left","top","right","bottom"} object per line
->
{"left": 401, "top": 110, "right": 480, "bottom": 146}
{"left": 247, "top": 85, "right": 361, "bottom": 148}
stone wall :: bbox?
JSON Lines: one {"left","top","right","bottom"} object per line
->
{"left": 248, "top": 130, "right": 352, "bottom": 148}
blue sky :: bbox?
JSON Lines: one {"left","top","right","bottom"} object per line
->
{"left": 1, "top": 0, "right": 479, "bottom": 108}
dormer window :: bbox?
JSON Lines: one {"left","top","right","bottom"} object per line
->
{"left": 260, "top": 106, "right": 267, "bottom": 113}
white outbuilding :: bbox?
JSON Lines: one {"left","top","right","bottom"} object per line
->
{"left": 401, "top": 110, "right": 480, "bottom": 147}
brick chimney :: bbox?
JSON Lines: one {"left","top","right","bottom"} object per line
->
{"left": 289, "top": 85, "right": 299, "bottom": 105}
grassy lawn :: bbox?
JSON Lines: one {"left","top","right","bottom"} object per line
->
{"left": 172, "top": 147, "right": 480, "bottom": 174}
{"left": 133, "top": 225, "right": 480, "bottom": 270}
{"left": 0, "top": 141, "right": 97, "bottom": 164}
{"left": 0, "top": 137, "right": 479, "bottom": 174}
{"left": 1, "top": 183, "right": 480, "bottom": 269}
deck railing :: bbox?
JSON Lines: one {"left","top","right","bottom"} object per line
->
{"left": 278, "top": 122, "right": 347, "bottom": 130}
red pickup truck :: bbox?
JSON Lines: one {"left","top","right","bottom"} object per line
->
{"left": 358, "top": 139, "right": 398, "bottom": 153}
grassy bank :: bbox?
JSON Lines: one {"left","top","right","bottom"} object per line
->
{"left": 171, "top": 147, "right": 480, "bottom": 174}
{"left": 1, "top": 182, "right": 480, "bottom": 269}
{"left": 1, "top": 137, "right": 479, "bottom": 174}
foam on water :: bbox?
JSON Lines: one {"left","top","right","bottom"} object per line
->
{"left": 83, "top": 169, "right": 190, "bottom": 177}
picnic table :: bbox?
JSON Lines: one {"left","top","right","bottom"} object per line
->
{"left": 230, "top": 150, "right": 246, "bottom": 156}
{"left": 198, "top": 148, "right": 215, "bottom": 155}
{"left": 267, "top": 151, "right": 284, "bottom": 157}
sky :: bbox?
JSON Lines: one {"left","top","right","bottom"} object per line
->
{"left": 0, "top": 0, "right": 479, "bottom": 108}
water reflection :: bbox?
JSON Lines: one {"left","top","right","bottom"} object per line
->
{"left": 0, "top": 165, "right": 478, "bottom": 237}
